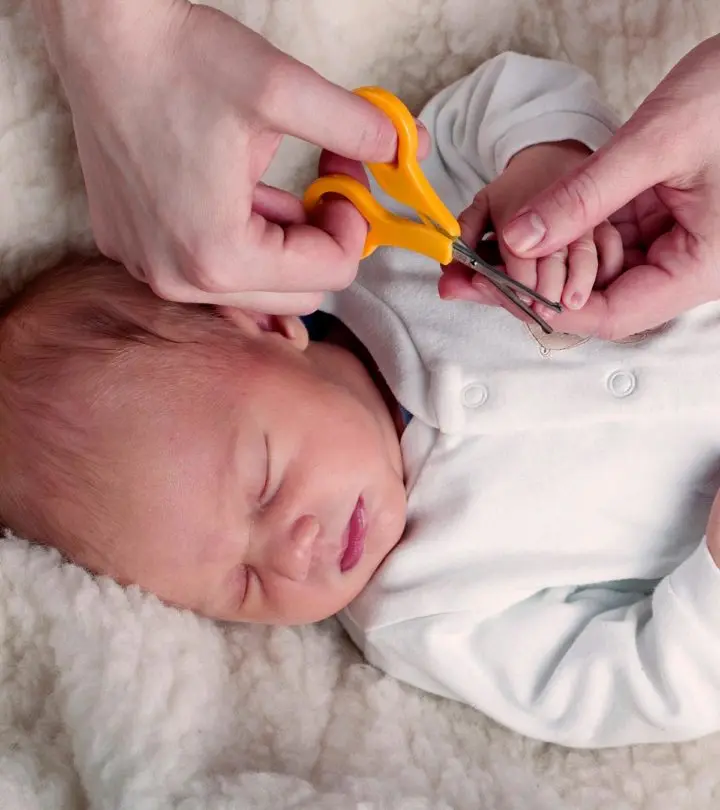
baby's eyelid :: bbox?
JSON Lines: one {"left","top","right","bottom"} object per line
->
{"left": 236, "top": 563, "right": 253, "bottom": 605}
{"left": 259, "top": 434, "right": 271, "bottom": 505}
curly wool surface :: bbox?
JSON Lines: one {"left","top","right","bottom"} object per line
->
{"left": 1, "top": 1, "right": 720, "bottom": 808}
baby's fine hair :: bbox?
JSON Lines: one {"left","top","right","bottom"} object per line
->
{"left": 0, "top": 255, "right": 247, "bottom": 555}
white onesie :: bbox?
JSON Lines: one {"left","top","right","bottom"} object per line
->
{"left": 322, "top": 52, "right": 720, "bottom": 749}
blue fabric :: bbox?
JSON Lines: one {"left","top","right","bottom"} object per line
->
{"left": 301, "top": 312, "right": 333, "bottom": 342}
{"left": 398, "top": 405, "right": 413, "bottom": 426}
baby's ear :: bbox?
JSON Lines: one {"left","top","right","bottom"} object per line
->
{"left": 219, "top": 307, "right": 309, "bottom": 351}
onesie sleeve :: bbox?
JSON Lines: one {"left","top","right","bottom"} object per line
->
{"left": 418, "top": 51, "right": 620, "bottom": 192}
{"left": 353, "top": 540, "right": 720, "bottom": 748}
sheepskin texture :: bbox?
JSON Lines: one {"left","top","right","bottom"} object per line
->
{"left": 2, "top": 1, "right": 720, "bottom": 807}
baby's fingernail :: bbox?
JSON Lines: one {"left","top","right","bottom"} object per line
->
{"left": 538, "top": 306, "right": 557, "bottom": 320}
{"left": 569, "top": 292, "right": 584, "bottom": 310}
{"left": 502, "top": 212, "right": 547, "bottom": 253}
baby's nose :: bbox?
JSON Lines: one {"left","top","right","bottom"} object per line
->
{"left": 269, "top": 514, "right": 319, "bottom": 582}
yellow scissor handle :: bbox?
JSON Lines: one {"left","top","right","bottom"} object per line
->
{"left": 354, "top": 86, "right": 459, "bottom": 240}
{"left": 302, "top": 86, "right": 460, "bottom": 261}
{"left": 303, "top": 174, "right": 453, "bottom": 262}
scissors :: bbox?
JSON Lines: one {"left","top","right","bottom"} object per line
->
{"left": 303, "top": 86, "right": 562, "bottom": 334}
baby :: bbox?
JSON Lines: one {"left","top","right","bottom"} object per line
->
{"left": 4, "top": 52, "right": 720, "bottom": 750}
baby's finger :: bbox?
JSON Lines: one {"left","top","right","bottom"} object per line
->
{"left": 458, "top": 191, "right": 491, "bottom": 251}
{"left": 534, "top": 247, "right": 567, "bottom": 320}
{"left": 563, "top": 233, "right": 598, "bottom": 311}
{"left": 317, "top": 151, "right": 370, "bottom": 186}
{"left": 497, "top": 236, "right": 537, "bottom": 294}
{"left": 439, "top": 263, "right": 514, "bottom": 309}
{"left": 594, "top": 221, "right": 624, "bottom": 288}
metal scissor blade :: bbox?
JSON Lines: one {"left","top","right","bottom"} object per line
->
{"left": 494, "top": 285, "right": 554, "bottom": 334}
{"left": 451, "top": 242, "right": 556, "bottom": 334}
{"left": 452, "top": 241, "right": 563, "bottom": 313}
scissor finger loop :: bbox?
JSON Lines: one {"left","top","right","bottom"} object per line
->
{"left": 303, "top": 85, "right": 563, "bottom": 334}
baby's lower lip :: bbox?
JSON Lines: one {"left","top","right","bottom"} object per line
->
{"left": 339, "top": 497, "right": 367, "bottom": 573}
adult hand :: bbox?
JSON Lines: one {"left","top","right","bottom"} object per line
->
{"left": 31, "top": 0, "right": 401, "bottom": 313}
{"left": 498, "top": 34, "right": 720, "bottom": 340}
{"left": 438, "top": 141, "right": 624, "bottom": 323}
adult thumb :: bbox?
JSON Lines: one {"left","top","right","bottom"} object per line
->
{"left": 501, "top": 123, "right": 667, "bottom": 258}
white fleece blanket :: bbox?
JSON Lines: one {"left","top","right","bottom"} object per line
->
{"left": 2, "top": 2, "right": 720, "bottom": 808}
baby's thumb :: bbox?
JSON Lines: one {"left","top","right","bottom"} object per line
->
{"left": 501, "top": 130, "right": 665, "bottom": 258}
{"left": 458, "top": 189, "right": 492, "bottom": 247}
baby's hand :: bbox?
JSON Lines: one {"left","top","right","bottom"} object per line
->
{"left": 439, "top": 141, "right": 625, "bottom": 323}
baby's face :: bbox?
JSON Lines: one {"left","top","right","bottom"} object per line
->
{"left": 80, "top": 309, "right": 407, "bottom": 624}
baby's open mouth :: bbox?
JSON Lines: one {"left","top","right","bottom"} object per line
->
{"left": 339, "top": 497, "right": 367, "bottom": 573}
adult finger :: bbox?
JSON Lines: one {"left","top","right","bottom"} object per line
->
{"left": 316, "top": 121, "right": 430, "bottom": 189}
{"left": 259, "top": 51, "right": 401, "bottom": 163}
{"left": 317, "top": 151, "right": 370, "bottom": 186}
{"left": 187, "top": 207, "right": 367, "bottom": 297}
{"left": 252, "top": 184, "right": 305, "bottom": 225}
{"left": 148, "top": 274, "right": 325, "bottom": 314}
{"left": 501, "top": 122, "right": 667, "bottom": 258}
{"left": 540, "top": 228, "right": 708, "bottom": 339}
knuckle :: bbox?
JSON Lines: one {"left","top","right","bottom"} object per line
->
{"left": 596, "top": 321, "right": 621, "bottom": 342}
{"left": 593, "top": 220, "right": 614, "bottom": 237}
{"left": 182, "top": 244, "right": 239, "bottom": 295}
{"left": 148, "top": 275, "right": 187, "bottom": 303}
{"left": 301, "top": 292, "right": 325, "bottom": 313}
{"left": 94, "top": 231, "right": 115, "bottom": 259}
{"left": 550, "top": 171, "right": 603, "bottom": 226}
{"left": 186, "top": 266, "right": 232, "bottom": 295}
{"left": 353, "top": 115, "right": 396, "bottom": 161}
{"left": 569, "top": 239, "right": 598, "bottom": 256}
{"left": 127, "top": 264, "right": 148, "bottom": 282}
{"left": 256, "top": 59, "right": 299, "bottom": 122}
{"left": 88, "top": 207, "right": 115, "bottom": 258}
{"left": 460, "top": 195, "right": 489, "bottom": 224}
{"left": 326, "top": 258, "right": 358, "bottom": 291}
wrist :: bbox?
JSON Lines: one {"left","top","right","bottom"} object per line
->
{"left": 30, "top": 0, "right": 187, "bottom": 75}
{"left": 506, "top": 139, "right": 591, "bottom": 171}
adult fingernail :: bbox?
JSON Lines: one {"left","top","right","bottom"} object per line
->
{"left": 503, "top": 212, "right": 547, "bottom": 253}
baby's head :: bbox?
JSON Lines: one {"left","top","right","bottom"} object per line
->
{"left": 0, "top": 258, "right": 406, "bottom": 624}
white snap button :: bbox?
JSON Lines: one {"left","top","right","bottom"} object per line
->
{"left": 462, "top": 383, "right": 489, "bottom": 408}
{"left": 607, "top": 370, "right": 636, "bottom": 398}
